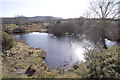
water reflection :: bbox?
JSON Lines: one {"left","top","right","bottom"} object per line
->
{"left": 105, "top": 38, "right": 116, "bottom": 48}
{"left": 14, "top": 32, "right": 116, "bottom": 69}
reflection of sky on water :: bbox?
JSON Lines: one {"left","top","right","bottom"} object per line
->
{"left": 105, "top": 38, "right": 116, "bottom": 48}
{"left": 14, "top": 32, "right": 116, "bottom": 69}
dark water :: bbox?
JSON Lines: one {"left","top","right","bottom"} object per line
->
{"left": 14, "top": 32, "right": 116, "bottom": 69}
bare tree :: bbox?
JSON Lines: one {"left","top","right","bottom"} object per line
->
{"left": 90, "top": 0, "right": 119, "bottom": 19}
{"left": 89, "top": 0, "right": 120, "bottom": 49}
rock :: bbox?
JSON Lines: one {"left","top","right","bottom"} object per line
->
{"left": 6, "top": 53, "right": 9, "bottom": 57}
{"left": 28, "top": 51, "right": 33, "bottom": 55}
{"left": 73, "top": 64, "right": 79, "bottom": 70}
{"left": 37, "top": 52, "right": 41, "bottom": 56}
{"left": 47, "top": 67, "right": 51, "bottom": 72}
{"left": 19, "top": 57, "right": 22, "bottom": 59}
{"left": 10, "top": 51, "right": 13, "bottom": 54}
{"left": 68, "top": 68, "right": 71, "bottom": 71}
{"left": 15, "top": 66, "right": 19, "bottom": 69}
{"left": 57, "top": 67, "right": 59, "bottom": 71}
{"left": 41, "top": 62, "right": 46, "bottom": 67}
{"left": 9, "top": 51, "right": 15, "bottom": 57}
{"left": 5, "top": 51, "right": 10, "bottom": 57}
{"left": 44, "top": 66, "right": 47, "bottom": 70}
{"left": 35, "top": 48, "right": 40, "bottom": 50}
{"left": 2, "top": 51, "right": 7, "bottom": 54}
{"left": 40, "top": 54, "right": 46, "bottom": 59}
{"left": 38, "top": 52, "right": 46, "bottom": 59}
{"left": 58, "top": 68, "right": 64, "bottom": 74}
{"left": 25, "top": 65, "right": 36, "bottom": 76}
{"left": 37, "top": 50, "right": 46, "bottom": 59}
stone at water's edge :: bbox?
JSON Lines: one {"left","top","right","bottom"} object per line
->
{"left": 25, "top": 65, "right": 36, "bottom": 76}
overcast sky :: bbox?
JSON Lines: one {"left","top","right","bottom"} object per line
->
{"left": 0, "top": 0, "right": 89, "bottom": 18}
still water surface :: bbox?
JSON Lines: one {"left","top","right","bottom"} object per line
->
{"left": 14, "top": 32, "right": 116, "bottom": 69}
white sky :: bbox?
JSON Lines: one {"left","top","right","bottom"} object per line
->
{"left": 0, "top": 0, "right": 89, "bottom": 19}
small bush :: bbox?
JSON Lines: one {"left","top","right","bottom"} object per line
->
{"left": 2, "top": 31, "right": 16, "bottom": 50}
{"left": 74, "top": 45, "right": 119, "bottom": 78}
{"left": 51, "top": 21, "right": 79, "bottom": 36}
{"left": 12, "top": 28, "right": 25, "bottom": 33}
{"left": 23, "top": 22, "right": 32, "bottom": 25}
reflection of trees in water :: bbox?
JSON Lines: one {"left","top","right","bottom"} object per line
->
{"left": 57, "top": 56, "right": 73, "bottom": 69}
{"left": 19, "top": 35, "right": 28, "bottom": 41}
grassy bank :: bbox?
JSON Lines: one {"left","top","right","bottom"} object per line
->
{"left": 2, "top": 24, "right": 48, "bottom": 34}
{"left": 2, "top": 31, "right": 79, "bottom": 78}
{"left": 2, "top": 31, "right": 57, "bottom": 78}
{"left": 2, "top": 31, "right": 119, "bottom": 78}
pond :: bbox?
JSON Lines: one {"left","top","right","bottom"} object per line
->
{"left": 14, "top": 32, "right": 116, "bottom": 69}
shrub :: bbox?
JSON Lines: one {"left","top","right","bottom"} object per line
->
{"left": 12, "top": 28, "right": 25, "bottom": 33}
{"left": 2, "top": 31, "right": 16, "bottom": 50}
{"left": 74, "top": 45, "right": 119, "bottom": 78}
{"left": 51, "top": 21, "right": 80, "bottom": 36}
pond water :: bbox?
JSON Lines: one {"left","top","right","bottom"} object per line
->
{"left": 14, "top": 32, "right": 116, "bottom": 69}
